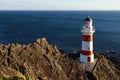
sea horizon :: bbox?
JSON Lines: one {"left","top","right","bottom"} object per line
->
{"left": 1, "top": 10, "right": 120, "bottom": 11}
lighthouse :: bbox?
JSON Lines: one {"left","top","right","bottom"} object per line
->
{"left": 80, "top": 16, "right": 95, "bottom": 63}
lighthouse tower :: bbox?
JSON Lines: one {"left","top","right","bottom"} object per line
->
{"left": 80, "top": 16, "right": 95, "bottom": 63}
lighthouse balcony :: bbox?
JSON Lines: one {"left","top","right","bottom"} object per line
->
{"left": 92, "top": 28, "right": 95, "bottom": 31}
{"left": 81, "top": 28, "right": 95, "bottom": 33}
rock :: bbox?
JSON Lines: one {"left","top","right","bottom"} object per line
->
{"left": 0, "top": 38, "right": 119, "bottom": 80}
{"left": 92, "top": 55, "right": 120, "bottom": 80}
{"left": 0, "top": 38, "right": 88, "bottom": 80}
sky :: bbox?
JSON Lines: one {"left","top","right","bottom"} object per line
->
{"left": 0, "top": 0, "right": 120, "bottom": 10}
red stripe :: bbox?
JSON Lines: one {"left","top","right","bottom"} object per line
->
{"left": 81, "top": 50, "right": 93, "bottom": 55}
{"left": 82, "top": 35, "right": 92, "bottom": 41}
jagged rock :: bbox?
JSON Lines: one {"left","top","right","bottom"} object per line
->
{"left": 0, "top": 38, "right": 119, "bottom": 80}
{"left": 92, "top": 55, "right": 120, "bottom": 80}
{"left": 0, "top": 38, "right": 87, "bottom": 80}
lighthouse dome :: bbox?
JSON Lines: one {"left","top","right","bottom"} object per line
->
{"left": 84, "top": 16, "right": 93, "bottom": 27}
{"left": 84, "top": 16, "right": 92, "bottom": 21}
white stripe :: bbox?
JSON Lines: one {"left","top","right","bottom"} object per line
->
{"left": 80, "top": 54, "right": 94, "bottom": 63}
{"left": 82, "top": 41, "right": 93, "bottom": 51}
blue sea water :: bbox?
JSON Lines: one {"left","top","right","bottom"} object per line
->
{"left": 0, "top": 11, "right": 120, "bottom": 53}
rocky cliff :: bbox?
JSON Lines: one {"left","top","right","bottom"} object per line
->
{"left": 0, "top": 38, "right": 119, "bottom": 80}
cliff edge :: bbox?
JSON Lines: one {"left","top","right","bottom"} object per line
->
{"left": 0, "top": 38, "right": 119, "bottom": 80}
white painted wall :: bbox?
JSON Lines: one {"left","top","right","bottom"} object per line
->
{"left": 82, "top": 41, "right": 93, "bottom": 51}
{"left": 80, "top": 54, "right": 94, "bottom": 63}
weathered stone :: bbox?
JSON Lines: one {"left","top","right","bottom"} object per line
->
{"left": 0, "top": 38, "right": 119, "bottom": 80}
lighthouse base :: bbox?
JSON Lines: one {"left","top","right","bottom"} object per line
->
{"left": 80, "top": 54, "right": 94, "bottom": 63}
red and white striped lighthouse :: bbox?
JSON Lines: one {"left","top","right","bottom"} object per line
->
{"left": 80, "top": 16, "right": 95, "bottom": 63}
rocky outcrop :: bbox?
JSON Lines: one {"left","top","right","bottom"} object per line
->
{"left": 92, "top": 55, "right": 120, "bottom": 80}
{"left": 0, "top": 38, "right": 88, "bottom": 80}
{"left": 0, "top": 38, "right": 119, "bottom": 80}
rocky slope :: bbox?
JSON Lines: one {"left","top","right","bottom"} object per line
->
{"left": 92, "top": 55, "right": 120, "bottom": 80}
{"left": 0, "top": 38, "right": 119, "bottom": 80}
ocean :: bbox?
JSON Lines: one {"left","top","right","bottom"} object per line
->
{"left": 0, "top": 11, "right": 120, "bottom": 53}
